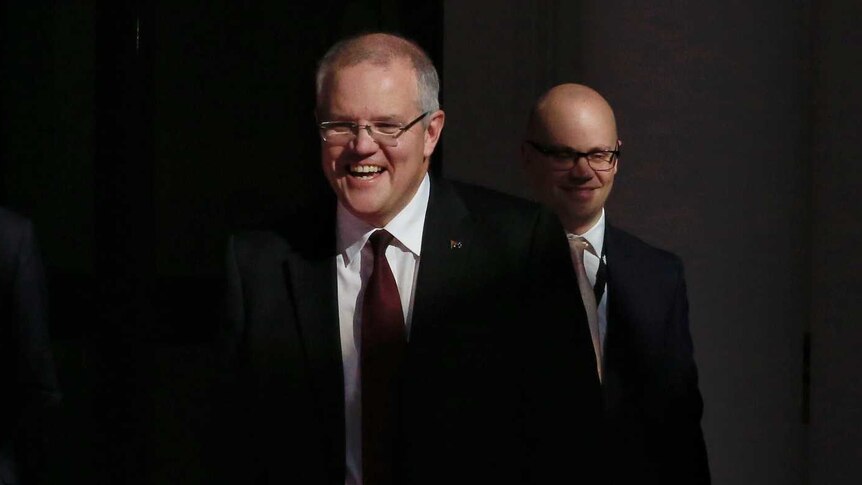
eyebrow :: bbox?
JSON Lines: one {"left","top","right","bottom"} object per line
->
{"left": 320, "top": 114, "right": 403, "bottom": 123}
{"left": 546, "top": 143, "right": 615, "bottom": 152}
{"left": 370, "top": 116, "right": 403, "bottom": 123}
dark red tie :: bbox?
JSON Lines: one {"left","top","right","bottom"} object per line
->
{"left": 361, "top": 230, "right": 406, "bottom": 485}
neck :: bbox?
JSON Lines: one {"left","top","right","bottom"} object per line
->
{"left": 563, "top": 212, "right": 601, "bottom": 236}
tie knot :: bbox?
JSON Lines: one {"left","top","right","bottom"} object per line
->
{"left": 567, "top": 234, "right": 592, "bottom": 255}
{"left": 368, "top": 229, "right": 395, "bottom": 256}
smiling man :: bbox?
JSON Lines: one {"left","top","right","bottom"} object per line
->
{"left": 522, "top": 83, "right": 710, "bottom": 483}
{"left": 218, "top": 35, "right": 600, "bottom": 484}
{"left": 316, "top": 50, "right": 438, "bottom": 229}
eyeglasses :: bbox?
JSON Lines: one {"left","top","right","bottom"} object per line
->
{"left": 526, "top": 140, "right": 620, "bottom": 172}
{"left": 317, "top": 111, "right": 430, "bottom": 147}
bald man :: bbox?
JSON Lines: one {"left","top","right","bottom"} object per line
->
{"left": 522, "top": 84, "right": 710, "bottom": 483}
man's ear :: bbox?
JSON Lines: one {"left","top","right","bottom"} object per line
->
{"left": 613, "top": 138, "right": 622, "bottom": 174}
{"left": 423, "top": 110, "right": 445, "bottom": 158}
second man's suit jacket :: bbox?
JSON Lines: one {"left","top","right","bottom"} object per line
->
{"left": 601, "top": 223, "right": 710, "bottom": 484}
{"left": 216, "top": 178, "right": 602, "bottom": 484}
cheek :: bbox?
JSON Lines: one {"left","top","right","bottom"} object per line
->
{"left": 400, "top": 137, "right": 427, "bottom": 162}
{"left": 388, "top": 147, "right": 422, "bottom": 173}
{"left": 549, "top": 172, "right": 568, "bottom": 188}
{"left": 321, "top": 147, "right": 344, "bottom": 170}
{"left": 542, "top": 175, "right": 566, "bottom": 202}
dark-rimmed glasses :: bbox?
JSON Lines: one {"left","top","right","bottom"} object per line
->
{"left": 317, "top": 111, "right": 430, "bottom": 147}
{"left": 526, "top": 140, "right": 620, "bottom": 172}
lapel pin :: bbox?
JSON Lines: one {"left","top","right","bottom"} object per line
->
{"left": 449, "top": 240, "right": 463, "bottom": 249}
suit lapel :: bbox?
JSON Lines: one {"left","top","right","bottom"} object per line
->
{"left": 604, "top": 223, "right": 640, "bottom": 333}
{"left": 603, "top": 223, "right": 641, "bottom": 407}
{"left": 282, "top": 202, "right": 345, "bottom": 475}
{"left": 603, "top": 224, "right": 624, "bottom": 398}
{"left": 604, "top": 223, "right": 632, "bottom": 317}
{"left": 410, "top": 178, "right": 474, "bottom": 341}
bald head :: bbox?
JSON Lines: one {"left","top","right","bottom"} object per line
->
{"left": 527, "top": 83, "right": 617, "bottom": 143}
{"left": 522, "top": 83, "right": 620, "bottom": 235}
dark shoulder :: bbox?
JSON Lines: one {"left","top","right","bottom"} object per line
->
{"left": 441, "top": 180, "right": 567, "bottom": 259}
{"left": 447, "top": 179, "right": 542, "bottom": 220}
{"left": 607, "top": 224, "right": 684, "bottom": 271}
{"left": 0, "top": 207, "right": 34, "bottom": 258}
{"left": 229, "top": 195, "right": 336, "bottom": 262}
{"left": 0, "top": 209, "right": 37, "bottom": 289}
{"left": 229, "top": 230, "right": 289, "bottom": 258}
{"left": 0, "top": 206, "right": 31, "bottom": 235}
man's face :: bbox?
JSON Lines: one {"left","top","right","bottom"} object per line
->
{"left": 317, "top": 59, "right": 443, "bottom": 227}
{"left": 523, "top": 103, "right": 618, "bottom": 234}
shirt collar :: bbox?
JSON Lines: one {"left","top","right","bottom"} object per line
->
{"left": 568, "top": 209, "right": 605, "bottom": 258}
{"left": 337, "top": 173, "right": 430, "bottom": 266}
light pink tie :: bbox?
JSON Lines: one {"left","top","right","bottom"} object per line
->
{"left": 568, "top": 235, "right": 602, "bottom": 382}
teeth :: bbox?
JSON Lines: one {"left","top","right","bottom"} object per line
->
{"left": 351, "top": 165, "right": 383, "bottom": 174}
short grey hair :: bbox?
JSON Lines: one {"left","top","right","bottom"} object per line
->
{"left": 315, "top": 32, "right": 440, "bottom": 116}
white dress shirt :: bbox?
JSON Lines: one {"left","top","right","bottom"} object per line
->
{"left": 570, "top": 209, "right": 608, "bottom": 352}
{"left": 336, "top": 174, "right": 430, "bottom": 485}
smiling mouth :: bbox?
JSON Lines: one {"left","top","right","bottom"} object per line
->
{"left": 348, "top": 164, "right": 386, "bottom": 179}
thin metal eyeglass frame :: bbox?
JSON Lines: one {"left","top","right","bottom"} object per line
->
{"left": 526, "top": 140, "right": 621, "bottom": 172}
{"left": 317, "top": 111, "right": 430, "bottom": 146}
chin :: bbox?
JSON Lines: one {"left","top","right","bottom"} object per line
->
{"left": 346, "top": 200, "right": 387, "bottom": 222}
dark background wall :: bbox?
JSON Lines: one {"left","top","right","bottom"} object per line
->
{"left": 810, "top": 0, "right": 862, "bottom": 483}
{"left": 1, "top": 0, "right": 858, "bottom": 483}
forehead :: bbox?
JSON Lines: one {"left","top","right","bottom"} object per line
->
{"left": 318, "top": 59, "right": 419, "bottom": 117}
{"left": 537, "top": 102, "right": 617, "bottom": 149}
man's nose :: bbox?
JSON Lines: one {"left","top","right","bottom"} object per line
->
{"left": 351, "top": 125, "right": 378, "bottom": 153}
{"left": 568, "top": 156, "right": 595, "bottom": 178}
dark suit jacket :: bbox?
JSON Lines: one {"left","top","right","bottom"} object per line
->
{"left": 601, "top": 223, "right": 710, "bottom": 484}
{"left": 215, "top": 178, "right": 601, "bottom": 484}
{"left": 0, "top": 209, "right": 61, "bottom": 485}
